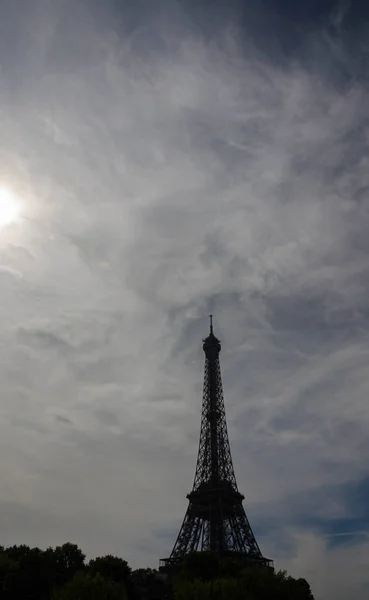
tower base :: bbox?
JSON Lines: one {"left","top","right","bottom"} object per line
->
{"left": 160, "top": 551, "right": 273, "bottom": 570}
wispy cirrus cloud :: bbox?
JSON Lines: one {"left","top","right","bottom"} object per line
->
{"left": 0, "top": 0, "right": 368, "bottom": 597}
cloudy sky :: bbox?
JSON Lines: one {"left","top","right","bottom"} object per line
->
{"left": 0, "top": 0, "right": 369, "bottom": 598}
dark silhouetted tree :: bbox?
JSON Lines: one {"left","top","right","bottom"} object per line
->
{"left": 0, "top": 548, "right": 18, "bottom": 598}
{"left": 52, "top": 572, "right": 126, "bottom": 600}
{"left": 89, "top": 554, "right": 132, "bottom": 597}
{"left": 173, "top": 553, "right": 315, "bottom": 600}
{"left": 181, "top": 551, "right": 220, "bottom": 581}
{"left": 89, "top": 554, "right": 131, "bottom": 584}
{"left": 4, "top": 545, "right": 52, "bottom": 599}
{"left": 52, "top": 542, "right": 86, "bottom": 587}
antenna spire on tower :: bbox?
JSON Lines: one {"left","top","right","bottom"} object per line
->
{"left": 209, "top": 314, "right": 213, "bottom": 334}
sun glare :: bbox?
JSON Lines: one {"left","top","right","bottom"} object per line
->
{"left": 0, "top": 187, "right": 20, "bottom": 227}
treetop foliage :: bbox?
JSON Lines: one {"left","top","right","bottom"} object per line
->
{"left": 0, "top": 543, "right": 314, "bottom": 599}
{"left": 174, "top": 551, "right": 314, "bottom": 600}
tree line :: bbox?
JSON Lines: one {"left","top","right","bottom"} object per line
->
{"left": 0, "top": 542, "right": 314, "bottom": 599}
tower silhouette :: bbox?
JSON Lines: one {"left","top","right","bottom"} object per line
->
{"left": 161, "top": 317, "right": 272, "bottom": 568}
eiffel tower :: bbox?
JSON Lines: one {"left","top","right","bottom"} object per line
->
{"left": 161, "top": 317, "right": 272, "bottom": 568}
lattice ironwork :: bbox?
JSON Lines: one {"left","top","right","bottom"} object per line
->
{"left": 161, "top": 317, "right": 272, "bottom": 568}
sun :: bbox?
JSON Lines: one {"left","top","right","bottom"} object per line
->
{"left": 0, "top": 187, "right": 20, "bottom": 227}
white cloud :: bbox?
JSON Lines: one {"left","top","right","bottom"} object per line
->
{"left": 0, "top": 1, "right": 368, "bottom": 597}
{"left": 273, "top": 528, "right": 369, "bottom": 600}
